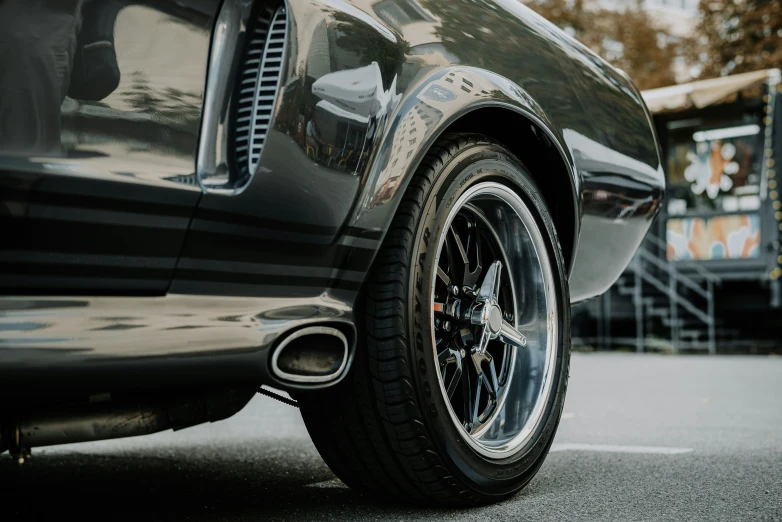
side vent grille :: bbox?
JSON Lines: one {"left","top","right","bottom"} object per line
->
{"left": 234, "top": 5, "right": 288, "bottom": 179}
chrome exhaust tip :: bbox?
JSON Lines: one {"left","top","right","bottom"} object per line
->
{"left": 270, "top": 326, "right": 349, "bottom": 384}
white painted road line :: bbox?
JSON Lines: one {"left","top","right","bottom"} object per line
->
{"left": 305, "top": 478, "right": 349, "bottom": 489}
{"left": 550, "top": 443, "right": 694, "bottom": 455}
{"left": 304, "top": 443, "right": 694, "bottom": 489}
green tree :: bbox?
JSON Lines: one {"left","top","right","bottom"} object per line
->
{"left": 527, "top": 0, "right": 684, "bottom": 89}
{"left": 697, "top": 0, "right": 782, "bottom": 78}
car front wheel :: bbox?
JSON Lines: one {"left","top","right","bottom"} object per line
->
{"left": 298, "top": 133, "right": 571, "bottom": 506}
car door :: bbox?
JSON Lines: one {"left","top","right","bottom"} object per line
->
{"left": 0, "top": 0, "right": 220, "bottom": 294}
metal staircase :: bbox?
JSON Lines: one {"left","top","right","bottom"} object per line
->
{"left": 617, "top": 234, "right": 723, "bottom": 354}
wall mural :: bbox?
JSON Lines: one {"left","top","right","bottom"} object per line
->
{"left": 665, "top": 123, "right": 761, "bottom": 213}
{"left": 683, "top": 140, "right": 737, "bottom": 199}
{"left": 667, "top": 214, "right": 760, "bottom": 260}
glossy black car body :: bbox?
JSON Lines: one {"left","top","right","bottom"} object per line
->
{"left": 0, "top": 0, "right": 662, "bottom": 432}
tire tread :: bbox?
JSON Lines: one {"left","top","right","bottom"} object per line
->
{"left": 298, "top": 133, "right": 564, "bottom": 506}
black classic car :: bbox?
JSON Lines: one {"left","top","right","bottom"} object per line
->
{"left": 0, "top": 0, "right": 663, "bottom": 506}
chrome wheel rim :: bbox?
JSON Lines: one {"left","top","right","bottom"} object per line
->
{"left": 430, "top": 182, "right": 558, "bottom": 459}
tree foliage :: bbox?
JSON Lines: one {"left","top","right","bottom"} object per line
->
{"left": 697, "top": 0, "right": 782, "bottom": 78}
{"left": 526, "top": 0, "right": 683, "bottom": 89}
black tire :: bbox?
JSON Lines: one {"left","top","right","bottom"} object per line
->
{"left": 298, "top": 133, "right": 571, "bottom": 506}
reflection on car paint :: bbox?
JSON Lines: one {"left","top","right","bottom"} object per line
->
{"left": 0, "top": 0, "right": 214, "bottom": 294}
{"left": 0, "top": 293, "right": 354, "bottom": 394}
{"left": 0, "top": 0, "right": 665, "bottom": 379}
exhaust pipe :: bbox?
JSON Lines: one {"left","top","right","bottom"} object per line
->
{"left": 2, "top": 388, "right": 254, "bottom": 462}
{"left": 271, "top": 326, "right": 348, "bottom": 384}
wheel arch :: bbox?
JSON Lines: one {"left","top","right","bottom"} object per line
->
{"left": 442, "top": 106, "right": 579, "bottom": 277}
{"left": 352, "top": 67, "right": 581, "bottom": 278}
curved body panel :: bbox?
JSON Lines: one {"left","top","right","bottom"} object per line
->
{"left": 0, "top": 294, "right": 354, "bottom": 396}
{"left": 173, "top": 0, "right": 663, "bottom": 304}
{"left": 0, "top": 0, "right": 662, "bottom": 397}
{"left": 0, "top": 0, "right": 216, "bottom": 294}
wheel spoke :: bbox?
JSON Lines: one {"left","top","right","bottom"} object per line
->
{"left": 462, "top": 359, "right": 473, "bottom": 429}
{"left": 445, "top": 363, "right": 462, "bottom": 399}
{"left": 472, "top": 374, "right": 483, "bottom": 424}
{"left": 477, "top": 260, "right": 502, "bottom": 301}
{"left": 470, "top": 349, "right": 495, "bottom": 423}
{"left": 438, "top": 344, "right": 456, "bottom": 366}
{"left": 473, "top": 362, "right": 499, "bottom": 423}
{"left": 486, "top": 355, "right": 500, "bottom": 396}
{"left": 499, "top": 320, "right": 527, "bottom": 348}
{"left": 463, "top": 215, "right": 483, "bottom": 288}
{"left": 443, "top": 233, "right": 457, "bottom": 285}
{"left": 447, "top": 225, "right": 469, "bottom": 288}
{"left": 437, "top": 266, "right": 451, "bottom": 286}
{"left": 473, "top": 326, "right": 491, "bottom": 361}
{"left": 450, "top": 225, "right": 469, "bottom": 266}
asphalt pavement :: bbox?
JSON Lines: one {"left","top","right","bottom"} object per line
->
{"left": 2, "top": 352, "right": 781, "bottom": 521}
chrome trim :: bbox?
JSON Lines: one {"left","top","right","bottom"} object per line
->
{"left": 0, "top": 295, "right": 355, "bottom": 393}
{"left": 196, "top": 0, "right": 289, "bottom": 195}
{"left": 196, "top": 0, "right": 242, "bottom": 192}
{"left": 243, "top": 6, "right": 288, "bottom": 177}
{"left": 270, "top": 326, "right": 349, "bottom": 384}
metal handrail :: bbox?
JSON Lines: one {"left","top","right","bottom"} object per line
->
{"left": 643, "top": 234, "right": 722, "bottom": 284}
{"left": 623, "top": 234, "right": 718, "bottom": 354}
{"left": 636, "top": 248, "right": 708, "bottom": 299}
{"left": 630, "top": 264, "right": 711, "bottom": 325}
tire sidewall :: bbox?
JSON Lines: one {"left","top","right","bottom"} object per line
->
{"left": 406, "top": 139, "right": 571, "bottom": 497}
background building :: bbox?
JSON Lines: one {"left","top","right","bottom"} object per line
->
{"left": 573, "top": 69, "right": 782, "bottom": 353}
